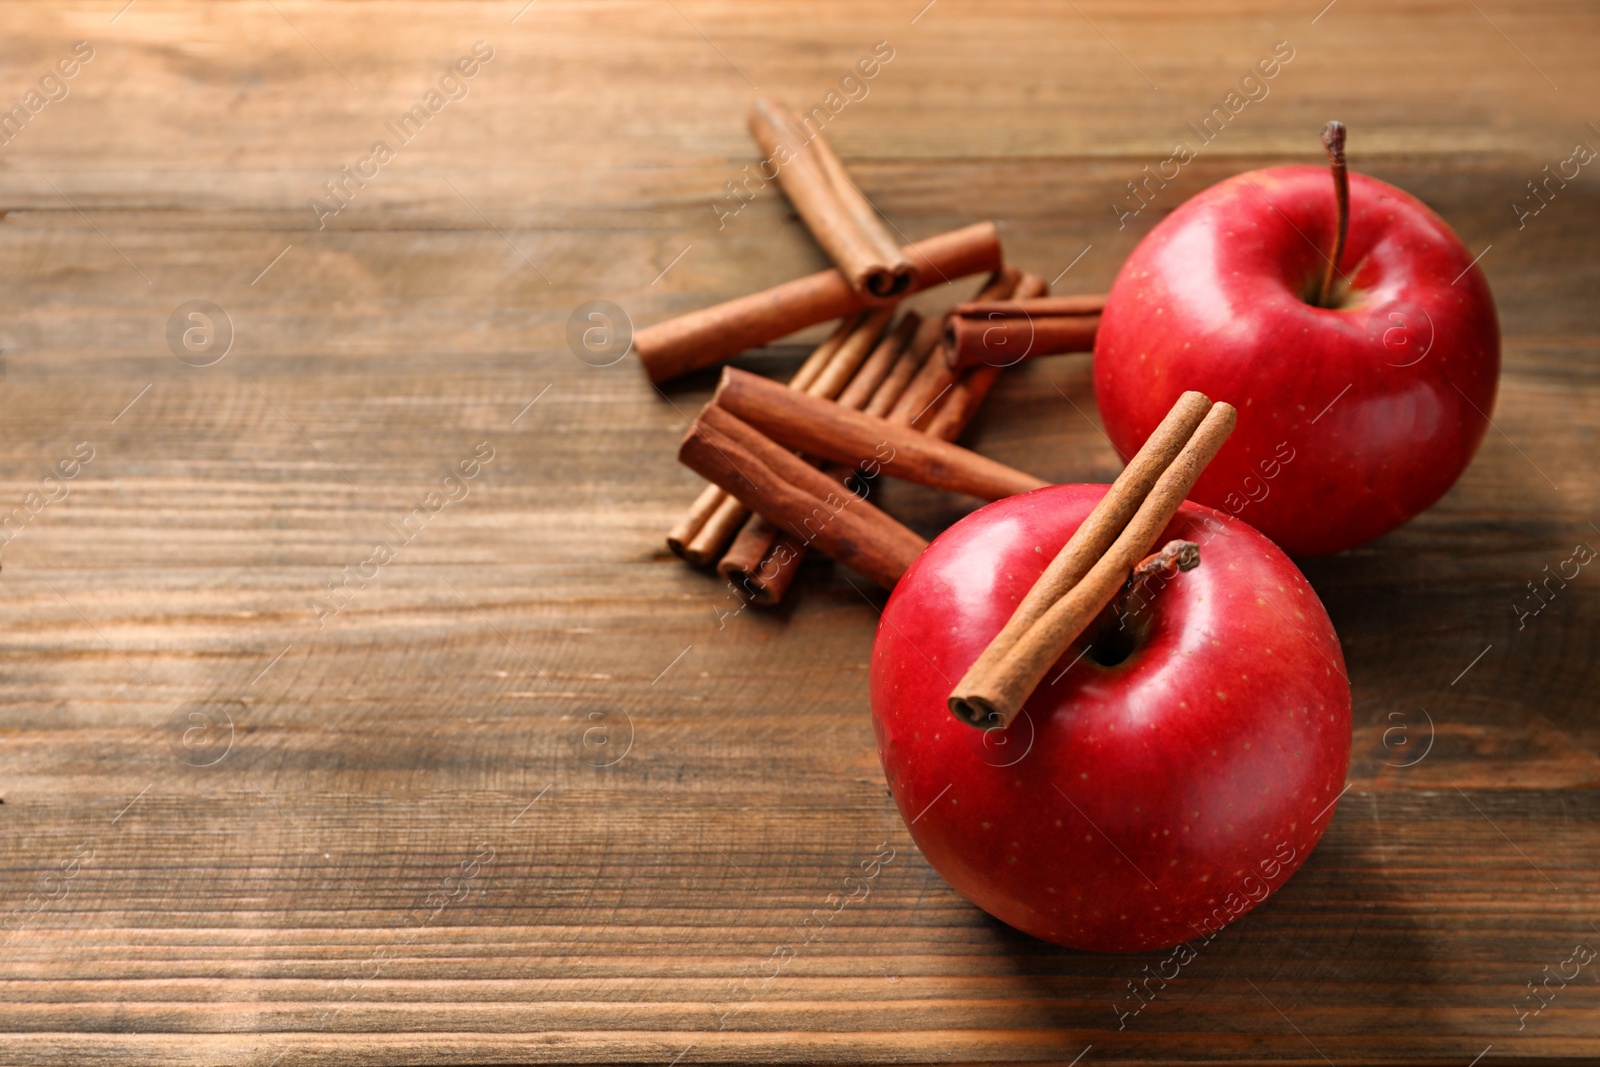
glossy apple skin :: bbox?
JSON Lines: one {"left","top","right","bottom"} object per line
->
{"left": 1094, "top": 165, "right": 1499, "bottom": 557}
{"left": 871, "top": 485, "right": 1351, "bottom": 953}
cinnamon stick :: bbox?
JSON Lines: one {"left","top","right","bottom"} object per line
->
{"left": 944, "top": 295, "right": 1104, "bottom": 372}
{"left": 838, "top": 312, "right": 922, "bottom": 410}
{"left": 865, "top": 313, "right": 945, "bottom": 418}
{"left": 887, "top": 267, "right": 1021, "bottom": 428}
{"left": 951, "top": 295, "right": 1107, "bottom": 318}
{"left": 805, "top": 308, "right": 896, "bottom": 401}
{"left": 728, "top": 525, "right": 808, "bottom": 606}
{"left": 948, "top": 394, "right": 1236, "bottom": 729}
{"left": 679, "top": 406, "right": 927, "bottom": 590}
{"left": 923, "top": 273, "right": 1049, "bottom": 440}
{"left": 923, "top": 365, "right": 1002, "bottom": 442}
{"left": 749, "top": 99, "right": 914, "bottom": 301}
{"left": 806, "top": 126, "right": 915, "bottom": 298}
{"left": 692, "top": 309, "right": 893, "bottom": 563}
{"left": 713, "top": 367, "right": 1047, "bottom": 501}
{"left": 945, "top": 312, "right": 1101, "bottom": 371}
{"left": 634, "top": 221, "right": 1002, "bottom": 384}
{"left": 666, "top": 315, "right": 860, "bottom": 559}
{"left": 682, "top": 494, "right": 748, "bottom": 566}
{"left": 723, "top": 313, "right": 926, "bottom": 604}
{"left": 790, "top": 314, "right": 864, "bottom": 393}
{"left": 666, "top": 483, "right": 729, "bottom": 558}
{"left": 719, "top": 513, "right": 787, "bottom": 601}
{"left": 949, "top": 390, "right": 1211, "bottom": 690}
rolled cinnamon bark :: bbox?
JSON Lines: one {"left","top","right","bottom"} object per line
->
{"left": 726, "top": 313, "right": 928, "bottom": 604}
{"left": 749, "top": 99, "right": 914, "bottom": 301}
{"left": 948, "top": 394, "right": 1235, "bottom": 729}
{"left": 790, "top": 314, "right": 864, "bottom": 393}
{"left": 805, "top": 308, "right": 896, "bottom": 401}
{"left": 887, "top": 267, "right": 1020, "bottom": 428}
{"left": 634, "top": 221, "right": 1002, "bottom": 384}
{"left": 923, "top": 366, "right": 1002, "bottom": 442}
{"left": 866, "top": 312, "right": 945, "bottom": 419}
{"left": 951, "top": 295, "right": 1107, "bottom": 318}
{"left": 952, "top": 391, "right": 1211, "bottom": 695}
{"left": 720, "top": 312, "right": 922, "bottom": 601}
{"left": 681, "top": 494, "right": 747, "bottom": 566}
{"left": 805, "top": 126, "right": 915, "bottom": 300}
{"left": 731, "top": 526, "right": 809, "bottom": 606}
{"left": 666, "top": 315, "right": 861, "bottom": 559}
{"left": 666, "top": 482, "right": 729, "bottom": 558}
{"left": 692, "top": 310, "right": 891, "bottom": 564}
{"left": 680, "top": 407, "right": 927, "bottom": 590}
{"left": 944, "top": 295, "right": 1103, "bottom": 371}
{"left": 719, "top": 513, "right": 786, "bottom": 601}
{"left": 838, "top": 312, "right": 921, "bottom": 410}
{"left": 924, "top": 273, "right": 1050, "bottom": 439}
{"left": 713, "top": 367, "right": 1047, "bottom": 501}
{"left": 944, "top": 312, "right": 1100, "bottom": 371}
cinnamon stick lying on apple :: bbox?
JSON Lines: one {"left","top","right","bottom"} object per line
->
{"left": 713, "top": 367, "right": 1048, "bottom": 501}
{"left": 679, "top": 405, "right": 927, "bottom": 590}
{"left": 947, "top": 391, "right": 1235, "bottom": 729}
{"left": 749, "top": 99, "right": 915, "bottom": 302}
{"left": 943, "top": 295, "right": 1105, "bottom": 372}
{"left": 633, "top": 222, "right": 1002, "bottom": 384}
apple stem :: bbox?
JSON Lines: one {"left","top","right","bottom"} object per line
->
{"left": 1315, "top": 121, "right": 1349, "bottom": 309}
{"left": 1109, "top": 539, "right": 1200, "bottom": 628}
{"left": 1133, "top": 539, "right": 1200, "bottom": 580}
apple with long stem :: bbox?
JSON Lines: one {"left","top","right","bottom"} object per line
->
{"left": 1093, "top": 122, "right": 1500, "bottom": 556}
{"left": 870, "top": 485, "right": 1351, "bottom": 952}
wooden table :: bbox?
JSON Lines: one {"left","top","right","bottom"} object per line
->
{"left": 2, "top": 2, "right": 1597, "bottom": 1063}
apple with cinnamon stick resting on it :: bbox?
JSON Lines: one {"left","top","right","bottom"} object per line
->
{"left": 871, "top": 393, "right": 1351, "bottom": 952}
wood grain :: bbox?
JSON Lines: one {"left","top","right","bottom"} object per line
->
{"left": 1, "top": 1, "right": 1599, "bottom": 1063}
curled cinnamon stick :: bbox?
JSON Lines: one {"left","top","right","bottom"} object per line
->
{"left": 679, "top": 406, "right": 927, "bottom": 590}
{"left": 666, "top": 482, "right": 729, "bottom": 559}
{"left": 866, "top": 313, "right": 944, "bottom": 419}
{"left": 809, "top": 138, "right": 914, "bottom": 298}
{"left": 804, "top": 308, "right": 896, "bottom": 401}
{"left": 692, "top": 310, "right": 890, "bottom": 563}
{"left": 734, "top": 528, "right": 809, "bottom": 606}
{"left": 947, "top": 394, "right": 1235, "bottom": 728}
{"left": 952, "top": 295, "right": 1107, "bottom": 318}
{"left": 923, "top": 273, "right": 1049, "bottom": 440}
{"left": 943, "top": 295, "right": 1105, "bottom": 371}
{"left": 634, "top": 221, "right": 1002, "bottom": 384}
{"left": 749, "top": 99, "right": 914, "bottom": 301}
{"left": 682, "top": 494, "right": 748, "bottom": 566}
{"left": 945, "top": 314, "right": 1099, "bottom": 371}
{"left": 790, "top": 314, "right": 864, "bottom": 393}
{"left": 718, "top": 513, "right": 788, "bottom": 603}
{"left": 719, "top": 313, "right": 921, "bottom": 598}
{"left": 667, "top": 315, "right": 862, "bottom": 559}
{"left": 714, "top": 367, "right": 1047, "bottom": 501}
{"left": 923, "top": 365, "right": 1002, "bottom": 442}
{"left": 888, "top": 267, "right": 1022, "bottom": 428}
{"left": 838, "top": 312, "right": 922, "bottom": 410}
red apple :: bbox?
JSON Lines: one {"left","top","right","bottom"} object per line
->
{"left": 870, "top": 484, "right": 1351, "bottom": 952}
{"left": 1093, "top": 135, "right": 1499, "bottom": 556}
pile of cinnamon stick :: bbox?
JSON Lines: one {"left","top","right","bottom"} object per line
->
{"left": 637, "top": 98, "right": 1106, "bottom": 606}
